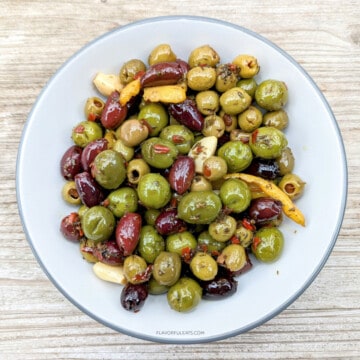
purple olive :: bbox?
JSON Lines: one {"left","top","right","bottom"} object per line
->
{"left": 93, "top": 240, "right": 124, "bottom": 265}
{"left": 74, "top": 172, "right": 105, "bottom": 207}
{"left": 101, "top": 91, "right": 128, "bottom": 129}
{"left": 245, "top": 158, "right": 280, "bottom": 180}
{"left": 81, "top": 138, "right": 108, "bottom": 172}
{"left": 201, "top": 274, "right": 237, "bottom": 300}
{"left": 60, "top": 212, "right": 83, "bottom": 241}
{"left": 60, "top": 145, "right": 83, "bottom": 180}
{"left": 168, "top": 156, "right": 195, "bottom": 195}
{"left": 248, "top": 197, "right": 282, "bottom": 225}
{"left": 120, "top": 283, "right": 148, "bottom": 312}
{"left": 168, "top": 98, "right": 204, "bottom": 132}
{"left": 155, "top": 208, "right": 187, "bottom": 236}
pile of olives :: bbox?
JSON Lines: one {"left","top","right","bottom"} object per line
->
{"left": 60, "top": 44, "right": 305, "bottom": 313}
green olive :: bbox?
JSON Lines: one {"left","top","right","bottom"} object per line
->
{"left": 84, "top": 97, "right": 104, "bottom": 121}
{"left": 276, "top": 147, "right": 295, "bottom": 175}
{"left": 252, "top": 227, "right": 284, "bottom": 262}
{"left": 138, "top": 103, "right": 168, "bottom": 137}
{"left": 197, "top": 231, "right": 226, "bottom": 254}
{"left": 219, "top": 179, "right": 251, "bottom": 213}
{"left": 92, "top": 149, "right": 126, "bottom": 190}
{"left": 123, "top": 255, "right": 148, "bottom": 284}
{"left": 219, "top": 87, "right": 252, "bottom": 115}
{"left": 195, "top": 90, "right": 220, "bottom": 115}
{"left": 215, "top": 63, "right": 239, "bottom": 92}
{"left": 153, "top": 251, "right": 182, "bottom": 286}
{"left": 144, "top": 209, "right": 161, "bottom": 226}
{"left": 178, "top": 191, "right": 222, "bottom": 224}
{"left": 190, "top": 175, "right": 213, "bottom": 192}
{"left": 278, "top": 173, "right": 306, "bottom": 199}
{"left": 71, "top": 121, "right": 103, "bottom": 147}
{"left": 62, "top": 181, "right": 81, "bottom": 205}
{"left": 217, "top": 244, "right": 247, "bottom": 272}
{"left": 202, "top": 115, "right": 225, "bottom": 138}
{"left": 249, "top": 126, "right": 288, "bottom": 159}
{"left": 166, "top": 231, "right": 197, "bottom": 256}
{"left": 137, "top": 173, "right": 171, "bottom": 209}
{"left": 116, "top": 119, "right": 149, "bottom": 147}
{"left": 255, "top": 79, "right": 288, "bottom": 111}
{"left": 79, "top": 239, "right": 97, "bottom": 263}
{"left": 187, "top": 66, "right": 217, "bottom": 91}
{"left": 238, "top": 105, "right": 263, "bottom": 132}
{"left": 141, "top": 137, "right": 179, "bottom": 169}
{"left": 104, "top": 129, "right": 117, "bottom": 149}
{"left": 126, "top": 158, "right": 150, "bottom": 185}
{"left": 148, "top": 43, "right": 177, "bottom": 65}
{"left": 217, "top": 140, "right": 253, "bottom": 173}
{"left": 202, "top": 156, "right": 228, "bottom": 182}
{"left": 219, "top": 109, "right": 237, "bottom": 132}
{"left": 208, "top": 215, "right": 237, "bottom": 242}
{"left": 81, "top": 205, "right": 115, "bottom": 243}
{"left": 188, "top": 45, "right": 220, "bottom": 68}
{"left": 190, "top": 252, "right": 218, "bottom": 281}
{"left": 137, "top": 225, "right": 165, "bottom": 263}
{"left": 167, "top": 277, "right": 202, "bottom": 312}
{"left": 160, "top": 125, "right": 195, "bottom": 155}
{"left": 229, "top": 129, "right": 251, "bottom": 143}
{"left": 236, "top": 78, "right": 258, "bottom": 97}
{"left": 112, "top": 139, "right": 135, "bottom": 162}
{"left": 148, "top": 277, "right": 169, "bottom": 295}
{"left": 262, "top": 109, "right": 289, "bottom": 130}
{"left": 106, "top": 187, "right": 138, "bottom": 217}
{"left": 234, "top": 223, "right": 254, "bottom": 248}
{"left": 119, "top": 58, "right": 146, "bottom": 84}
{"left": 232, "top": 54, "right": 260, "bottom": 78}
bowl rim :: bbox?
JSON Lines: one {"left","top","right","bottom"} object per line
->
{"left": 16, "top": 15, "right": 348, "bottom": 344}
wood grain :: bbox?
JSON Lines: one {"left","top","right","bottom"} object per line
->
{"left": 1, "top": 0, "right": 359, "bottom": 359}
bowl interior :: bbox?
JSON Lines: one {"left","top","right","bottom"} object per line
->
{"left": 16, "top": 16, "right": 347, "bottom": 343}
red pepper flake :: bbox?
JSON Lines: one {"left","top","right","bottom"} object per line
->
{"left": 251, "top": 129, "right": 259, "bottom": 143}
{"left": 252, "top": 236, "right": 261, "bottom": 250}
{"left": 153, "top": 144, "right": 170, "bottom": 154}
{"left": 181, "top": 246, "right": 193, "bottom": 262}
{"left": 87, "top": 113, "right": 97, "bottom": 122}
{"left": 133, "top": 264, "right": 153, "bottom": 283}
{"left": 230, "top": 236, "right": 240, "bottom": 244}
{"left": 203, "top": 165, "right": 211, "bottom": 178}
{"left": 242, "top": 218, "right": 256, "bottom": 231}
{"left": 74, "top": 125, "right": 85, "bottom": 134}
{"left": 172, "top": 135, "right": 185, "bottom": 144}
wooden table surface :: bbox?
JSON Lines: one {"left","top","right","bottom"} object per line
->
{"left": 1, "top": 1, "right": 359, "bottom": 359}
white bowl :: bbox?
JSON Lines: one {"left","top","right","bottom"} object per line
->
{"left": 16, "top": 16, "right": 347, "bottom": 343}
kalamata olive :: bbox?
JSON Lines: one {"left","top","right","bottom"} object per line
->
{"left": 168, "top": 98, "right": 204, "bottom": 132}
{"left": 248, "top": 197, "right": 282, "bottom": 225}
{"left": 60, "top": 145, "right": 83, "bottom": 180}
{"left": 168, "top": 156, "right": 195, "bottom": 195}
{"left": 201, "top": 273, "right": 237, "bottom": 299}
{"left": 81, "top": 138, "right": 108, "bottom": 172}
{"left": 74, "top": 172, "right": 105, "bottom": 207}
{"left": 120, "top": 283, "right": 148, "bottom": 313}
{"left": 115, "top": 212, "right": 142, "bottom": 256}
{"left": 93, "top": 240, "right": 124, "bottom": 265}
{"left": 101, "top": 90, "right": 128, "bottom": 129}
{"left": 60, "top": 212, "right": 83, "bottom": 241}
{"left": 245, "top": 158, "right": 280, "bottom": 180}
{"left": 155, "top": 208, "right": 187, "bottom": 236}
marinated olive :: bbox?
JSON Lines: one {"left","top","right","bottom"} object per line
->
{"left": 148, "top": 43, "right": 177, "bottom": 65}
{"left": 84, "top": 96, "right": 104, "bottom": 121}
{"left": 71, "top": 121, "right": 103, "bottom": 148}
{"left": 60, "top": 145, "right": 83, "bottom": 180}
{"left": 120, "top": 283, "right": 148, "bottom": 313}
{"left": 61, "top": 181, "right": 81, "bottom": 205}
{"left": 141, "top": 137, "right": 179, "bottom": 169}
{"left": 160, "top": 124, "right": 195, "bottom": 154}
{"left": 166, "top": 231, "right": 197, "bottom": 256}
{"left": 202, "top": 115, "right": 225, "bottom": 138}
{"left": 106, "top": 187, "right": 138, "bottom": 217}
{"left": 178, "top": 191, "right": 222, "bottom": 224}
{"left": 116, "top": 119, "right": 149, "bottom": 148}
{"left": 123, "top": 255, "right": 149, "bottom": 284}
{"left": 188, "top": 45, "right": 220, "bottom": 68}
{"left": 112, "top": 139, "right": 135, "bottom": 162}
{"left": 126, "top": 158, "right": 150, "bottom": 185}
{"left": 219, "top": 87, "right": 252, "bottom": 115}
{"left": 81, "top": 205, "right": 115, "bottom": 243}
{"left": 119, "top": 58, "right": 146, "bottom": 84}
{"left": 234, "top": 222, "right": 254, "bottom": 248}
{"left": 252, "top": 227, "right": 284, "bottom": 262}
{"left": 190, "top": 252, "right": 218, "bottom": 281}
{"left": 187, "top": 66, "right": 217, "bottom": 91}
{"left": 138, "top": 102, "right": 168, "bottom": 136}
{"left": 79, "top": 238, "right": 98, "bottom": 262}
{"left": 144, "top": 209, "right": 161, "bottom": 226}
{"left": 276, "top": 147, "right": 295, "bottom": 175}
{"left": 201, "top": 273, "right": 237, "bottom": 299}
{"left": 217, "top": 244, "right": 248, "bottom": 273}
{"left": 202, "top": 156, "right": 228, "bottom": 182}
{"left": 81, "top": 138, "right": 108, "bottom": 172}
{"left": 137, "top": 173, "right": 171, "bottom": 209}
{"left": 278, "top": 173, "right": 306, "bottom": 199}
{"left": 92, "top": 149, "right": 126, "bottom": 190}
{"left": 215, "top": 63, "right": 239, "bottom": 92}
{"left": 238, "top": 105, "right": 263, "bottom": 132}
{"left": 219, "top": 178, "right": 251, "bottom": 213}
{"left": 248, "top": 197, "right": 283, "bottom": 226}
{"left": 155, "top": 208, "right": 187, "bottom": 236}
{"left": 190, "top": 175, "right": 213, "bottom": 192}
{"left": 197, "top": 231, "right": 226, "bottom": 254}
{"left": 208, "top": 215, "right": 237, "bottom": 242}
{"left": 245, "top": 158, "right": 280, "bottom": 180}
{"left": 60, "top": 212, "right": 83, "bottom": 242}
{"left": 74, "top": 171, "right": 105, "bottom": 207}
{"left": 236, "top": 78, "right": 258, "bottom": 97}
{"left": 195, "top": 90, "right": 220, "bottom": 115}
{"left": 168, "top": 156, "right": 195, "bottom": 195}
{"left": 262, "top": 109, "right": 289, "bottom": 130}
{"left": 255, "top": 79, "right": 288, "bottom": 111}
{"left": 232, "top": 54, "right": 260, "bottom": 78}
{"left": 115, "top": 212, "right": 142, "bottom": 256}
{"left": 148, "top": 277, "right": 169, "bottom": 295}
{"left": 167, "top": 277, "right": 202, "bottom": 312}
{"left": 249, "top": 126, "right": 288, "bottom": 159}
{"left": 93, "top": 240, "right": 124, "bottom": 265}
{"left": 217, "top": 140, "right": 253, "bottom": 173}
{"left": 137, "top": 225, "right": 165, "bottom": 264}
{"left": 219, "top": 110, "right": 237, "bottom": 132}
{"left": 153, "top": 251, "right": 182, "bottom": 286}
